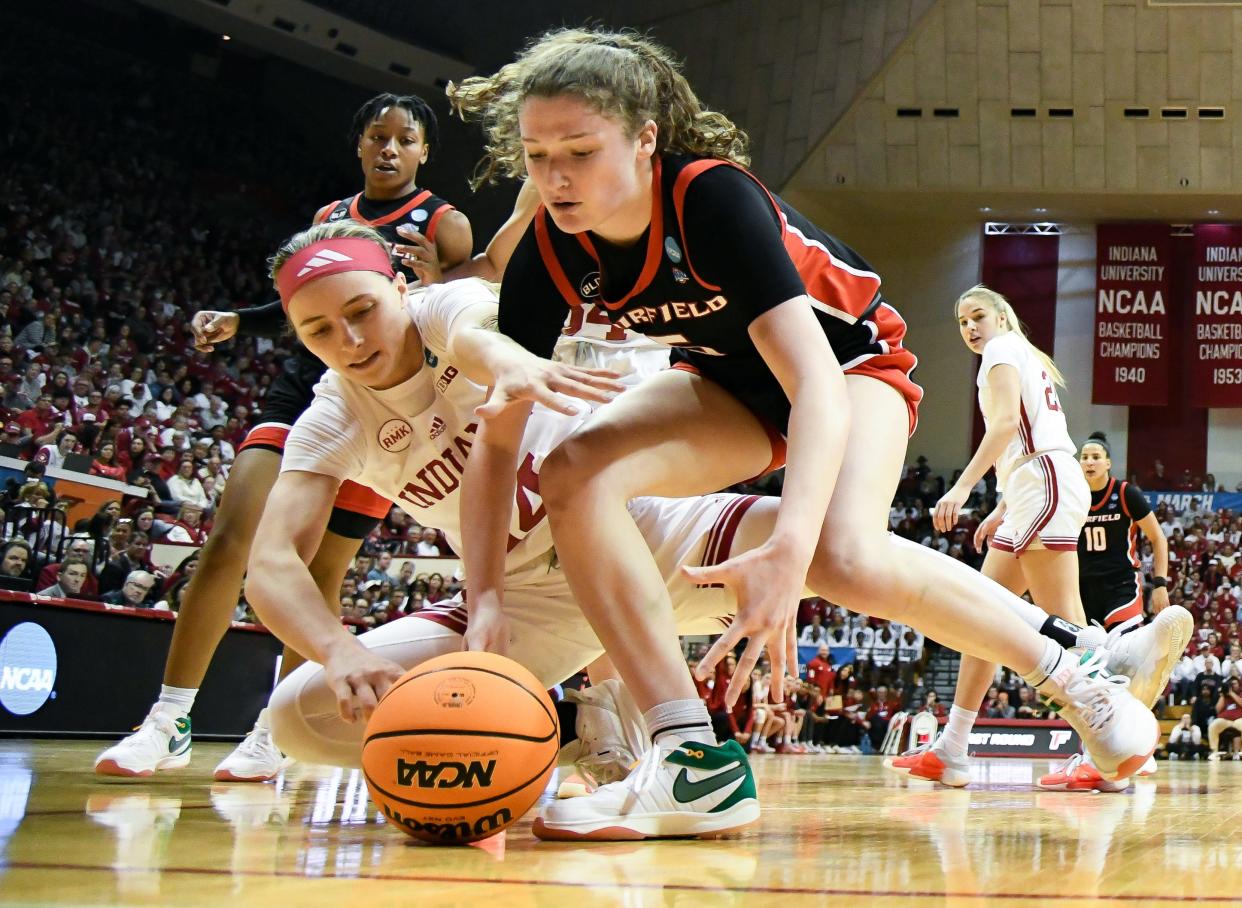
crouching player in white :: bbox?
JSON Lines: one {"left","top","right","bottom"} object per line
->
{"left": 247, "top": 223, "right": 773, "bottom": 822}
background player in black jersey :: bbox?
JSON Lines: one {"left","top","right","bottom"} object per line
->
{"left": 94, "top": 93, "right": 474, "bottom": 782}
{"left": 1037, "top": 431, "right": 1185, "bottom": 792}
{"left": 1078, "top": 432, "right": 1171, "bottom": 627}
{"left": 448, "top": 28, "right": 1166, "bottom": 841}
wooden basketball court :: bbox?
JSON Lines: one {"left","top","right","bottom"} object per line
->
{"left": 1, "top": 740, "right": 1237, "bottom": 906}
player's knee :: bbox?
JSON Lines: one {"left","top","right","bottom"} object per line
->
{"left": 269, "top": 674, "right": 362, "bottom": 768}
{"left": 539, "top": 437, "right": 612, "bottom": 511}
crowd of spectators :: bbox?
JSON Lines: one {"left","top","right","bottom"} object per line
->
{"left": 0, "top": 11, "right": 458, "bottom": 619}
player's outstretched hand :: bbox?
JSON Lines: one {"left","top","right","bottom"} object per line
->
{"left": 476, "top": 355, "right": 626, "bottom": 419}
{"left": 190, "top": 311, "right": 239, "bottom": 352}
{"left": 685, "top": 544, "right": 806, "bottom": 708}
{"left": 188, "top": 313, "right": 239, "bottom": 355}
{"left": 463, "top": 606, "right": 511, "bottom": 656}
{"left": 933, "top": 486, "right": 970, "bottom": 534}
{"left": 323, "top": 641, "right": 407, "bottom": 724}
{"left": 394, "top": 224, "right": 443, "bottom": 286}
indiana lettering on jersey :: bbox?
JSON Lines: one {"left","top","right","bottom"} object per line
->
{"left": 614, "top": 295, "right": 728, "bottom": 331}
{"left": 397, "top": 423, "right": 477, "bottom": 508}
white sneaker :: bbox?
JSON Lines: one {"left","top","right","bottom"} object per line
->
{"left": 1100, "top": 607, "right": 1193, "bottom": 708}
{"left": 534, "top": 738, "right": 759, "bottom": 841}
{"left": 213, "top": 709, "right": 288, "bottom": 782}
{"left": 556, "top": 680, "right": 647, "bottom": 798}
{"left": 1208, "top": 751, "right": 1223, "bottom": 762}
{"left": 94, "top": 705, "right": 192, "bottom": 777}
{"left": 1046, "top": 650, "right": 1159, "bottom": 782}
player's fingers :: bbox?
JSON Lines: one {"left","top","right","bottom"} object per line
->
{"left": 728, "top": 639, "right": 765, "bottom": 707}
{"left": 545, "top": 375, "right": 618, "bottom": 404}
{"left": 352, "top": 682, "right": 380, "bottom": 721}
{"left": 681, "top": 562, "right": 729, "bottom": 587}
{"left": 332, "top": 681, "right": 356, "bottom": 724}
{"left": 785, "top": 620, "right": 798, "bottom": 676}
{"left": 699, "top": 625, "right": 743, "bottom": 679}
{"left": 556, "top": 367, "right": 627, "bottom": 392}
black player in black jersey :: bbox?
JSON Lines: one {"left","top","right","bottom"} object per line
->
{"left": 95, "top": 93, "right": 474, "bottom": 782}
{"left": 1078, "top": 432, "right": 1170, "bottom": 628}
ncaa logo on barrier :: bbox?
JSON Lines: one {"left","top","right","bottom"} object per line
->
{"left": 0, "top": 623, "right": 57, "bottom": 716}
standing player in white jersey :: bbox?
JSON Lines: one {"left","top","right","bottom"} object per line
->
{"left": 892, "top": 286, "right": 1106, "bottom": 787}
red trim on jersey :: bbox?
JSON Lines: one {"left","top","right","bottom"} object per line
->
{"left": 671, "top": 159, "right": 726, "bottom": 291}
{"left": 418, "top": 603, "right": 468, "bottom": 635}
{"left": 334, "top": 480, "right": 392, "bottom": 519}
{"left": 348, "top": 189, "right": 432, "bottom": 227}
{"left": 535, "top": 207, "right": 584, "bottom": 309}
{"left": 1017, "top": 402, "right": 1035, "bottom": 456}
{"left": 313, "top": 201, "right": 340, "bottom": 225}
{"left": 1118, "top": 480, "right": 1133, "bottom": 519}
{"left": 1014, "top": 455, "right": 1059, "bottom": 553}
{"left": 697, "top": 495, "right": 762, "bottom": 588}
{"left": 1105, "top": 578, "right": 1144, "bottom": 628}
{"left": 1090, "top": 477, "right": 1117, "bottom": 513}
{"left": 584, "top": 156, "right": 667, "bottom": 311}
{"left": 423, "top": 203, "right": 454, "bottom": 243}
{"left": 238, "top": 423, "right": 290, "bottom": 454}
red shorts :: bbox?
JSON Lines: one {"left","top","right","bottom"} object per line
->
{"left": 239, "top": 422, "right": 391, "bottom": 519}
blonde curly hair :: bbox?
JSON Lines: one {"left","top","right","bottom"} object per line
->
{"left": 448, "top": 27, "right": 749, "bottom": 188}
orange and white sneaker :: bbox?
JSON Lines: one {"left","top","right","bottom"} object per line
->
{"left": 1037, "top": 752, "right": 1131, "bottom": 793}
{"left": 1136, "top": 755, "right": 1158, "bottom": 777}
{"left": 885, "top": 738, "right": 970, "bottom": 787}
{"left": 555, "top": 679, "right": 646, "bottom": 799}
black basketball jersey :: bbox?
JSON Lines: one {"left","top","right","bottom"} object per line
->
{"left": 500, "top": 154, "right": 903, "bottom": 433}
{"left": 1079, "top": 477, "right": 1152, "bottom": 583}
{"left": 315, "top": 187, "right": 456, "bottom": 269}
{"left": 241, "top": 187, "right": 458, "bottom": 369}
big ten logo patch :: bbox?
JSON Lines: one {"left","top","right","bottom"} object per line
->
{"left": 379, "top": 418, "right": 413, "bottom": 453}
{"left": 435, "top": 365, "right": 459, "bottom": 393}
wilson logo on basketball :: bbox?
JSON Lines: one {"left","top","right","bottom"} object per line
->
{"left": 395, "top": 758, "right": 497, "bottom": 789}
{"left": 378, "top": 418, "right": 413, "bottom": 453}
{"left": 380, "top": 804, "right": 511, "bottom": 842}
{"left": 429, "top": 416, "right": 447, "bottom": 440}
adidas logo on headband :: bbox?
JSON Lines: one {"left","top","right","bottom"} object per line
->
{"left": 296, "top": 248, "right": 355, "bottom": 278}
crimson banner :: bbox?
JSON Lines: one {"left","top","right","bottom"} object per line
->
{"left": 1093, "top": 224, "right": 1171, "bottom": 405}
{"left": 1192, "top": 224, "right": 1242, "bottom": 406}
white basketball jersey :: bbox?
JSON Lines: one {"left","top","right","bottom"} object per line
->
{"left": 282, "top": 279, "right": 587, "bottom": 576}
{"left": 976, "top": 332, "right": 1075, "bottom": 486}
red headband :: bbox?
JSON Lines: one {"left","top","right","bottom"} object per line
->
{"left": 276, "top": 238, "right": 395, "bottom": 310}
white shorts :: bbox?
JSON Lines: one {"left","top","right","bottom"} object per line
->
{"left": 270, "top": 493, "right": 782, "bottom": 767}
{"left": 552, "top": 337, "right": 671, "bottom": 387}
{"left": 992, "top": 451, "right": 1089, "bottom": 555}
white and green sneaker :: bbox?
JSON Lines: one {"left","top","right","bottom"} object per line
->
{"left": 533, "top": 738, "right": 759, "bottom": 841}
{"left": 94, "top": 705, "right": 192, "bottom": 777}
{"left": 556, "top": 679, "right": 648, "bottom": 798}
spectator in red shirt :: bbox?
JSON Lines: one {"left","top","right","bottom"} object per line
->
{"left": 865, "top": 685, "right": 900, "bottom": 751}
{"left": 1208, "top": 677, "right": 1242, "bottom": 758}
{"left": 37, "top": 535, "right": 99, "bottom": 597}
{"left": 16, "top": 394, "right": 62, "bottom": 448}
{"left": 805, "top": 643, "right": 836, "bottom": 699}
{"left": 90, "top": 442, "right": 127, "bottom": 481}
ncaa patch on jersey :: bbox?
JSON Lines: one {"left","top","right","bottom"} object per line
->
{"left": 664, "top": 236, "right": 683, "bottom": 263}
{"left": 411, "top": 209, "right": 429, "bottom": 223}
{"left": 379, "top": 418, "right": 413, "bottom": 453}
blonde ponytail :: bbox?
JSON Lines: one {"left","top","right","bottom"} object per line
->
{"left": 955, "top": 284, "right": 1066, "bottom": 388}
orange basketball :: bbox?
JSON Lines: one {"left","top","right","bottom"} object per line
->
{"left": 361, "top": 651, "right": 560, "bottom": 844}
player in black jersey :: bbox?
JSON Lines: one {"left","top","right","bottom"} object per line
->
{"left": 94, "top": 92, "right": 474, "bottom": 782}
{"left": 447, "top": 29, "right": 1166, "bottom": 840}
{"left": 1078, "top": 432, "right": 1170, "bottom": 628}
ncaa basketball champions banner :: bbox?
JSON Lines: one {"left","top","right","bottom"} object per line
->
{"left": 1093, "top": 224, "right": 1171, "bottom": 405}
{"left": 1192, "top": 224, "right": 1242, "bottom": 406}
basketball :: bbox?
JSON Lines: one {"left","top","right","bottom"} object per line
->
{"left": 361, "top": 651, "right": 560, "bottom": 844}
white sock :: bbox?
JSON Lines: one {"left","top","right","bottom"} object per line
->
{"left": 1022, "top": 639, "right": 1074, "bottom": 698}
{"left": 940, "top": 705, "right": 977, "bottom": 759}
{"left": 157, "top": 685, "right": 197, "bottom": 716}
{"left": 643, "top": 699, "right": 716, "bottom": 747}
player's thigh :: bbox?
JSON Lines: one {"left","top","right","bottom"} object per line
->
{"left": 268, "top": 616, "right": 462, "bottom": 766}
{"left": 1018, "top": 548, "right": 1084, "bottom": 620}
{"left": 541, "top": 368, "right": 774, "bottom": 503}
{"left": 981, "top": 547, "right": 1029, "bottom": 597}
{"left": 806, "top": 375, "right": 912, "bottom": 591}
